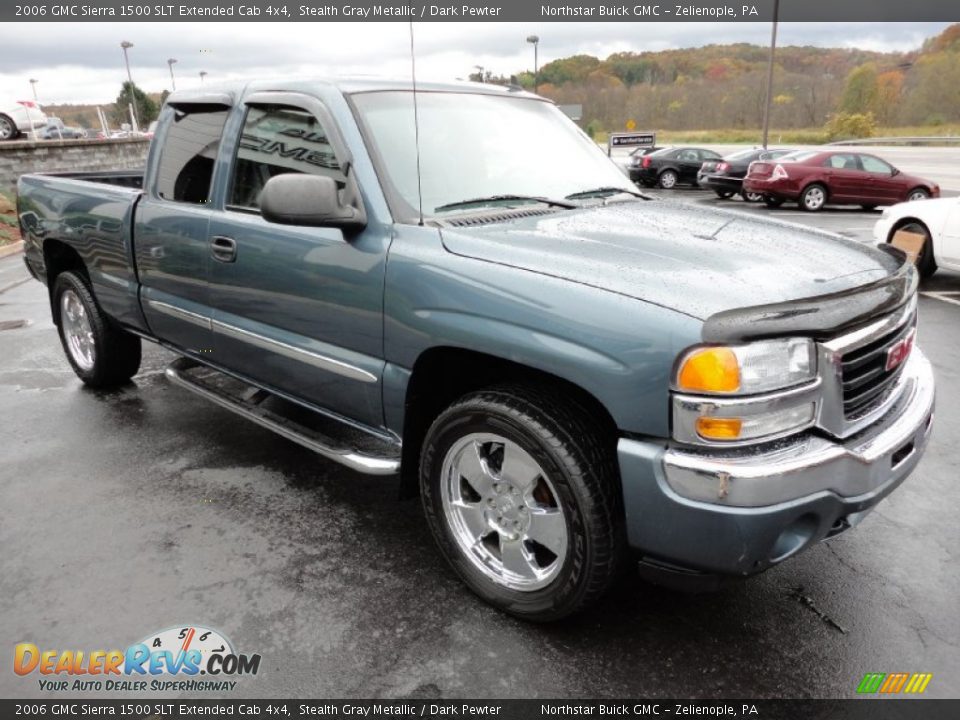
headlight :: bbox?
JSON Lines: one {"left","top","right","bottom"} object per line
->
{"left": 675, "top": 338, "right": 816, "bottom": 395}
{"left": 672, "top": 338, "right": 819, "bottom": 445}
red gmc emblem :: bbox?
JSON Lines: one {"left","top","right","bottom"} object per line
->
{"left": 885, "top": 329, "right": 916, "bottom": 372}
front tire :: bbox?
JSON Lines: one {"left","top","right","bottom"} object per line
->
{"left": 891, "top": 220, "right": 937, "bottom": 279}
{"left": 420, "top": 386, "right": 624, "bottom": 621}
{"left": 907, "top": 188, "right": 931, "bottom": 202}
{"left": 53, "top": 271, "right": 142, "bottom": 387}
{"left": 800, "top": 183, "right": 827, "bottom": 212}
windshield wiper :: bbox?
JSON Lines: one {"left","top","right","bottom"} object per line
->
{"left": 434, "top": 194, "right": 578, "bottom": 213}
{"left": 564, "top": 186, "right": 651, "bottom": 200}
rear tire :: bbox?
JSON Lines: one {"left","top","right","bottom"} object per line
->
{"left": 800, "top": 183, "right": 827, "bottom": 212}
{"left": 0, "top": 114, "right": 19, "bottom": 142}
{"left": 53, "top": 271, "right": 142, "bottom": 387}
{"left": 657, "top": 170, "right": 678, "bottom": 189}
{"left": 714, "top": 190, "right": 735, "bottom": 200}
{"left": 763, "top": 195, "right": 785, "bottom": 208}
{"left": 861, "top": 204, "right": 877, "bottom": 211}
{"left": 420, "top": 385, "right": 624, "bottom": 622}
{"left": 742, "top": 191, "right": 763, "bottom": 203}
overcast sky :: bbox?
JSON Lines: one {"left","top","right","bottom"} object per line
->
{"left": 0, "top": 22, "right": 951, "bottom": 105}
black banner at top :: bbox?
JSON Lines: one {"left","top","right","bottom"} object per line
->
{"left": 3, "top": 0, "right": 959, "bottom": 23}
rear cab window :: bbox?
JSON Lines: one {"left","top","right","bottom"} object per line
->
{"left": 154, "top": 107, "right": 230, "bottom": 204}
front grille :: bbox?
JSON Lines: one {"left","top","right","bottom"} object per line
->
{"left": 840, "top": 314, "right": 916, "bottom": 419}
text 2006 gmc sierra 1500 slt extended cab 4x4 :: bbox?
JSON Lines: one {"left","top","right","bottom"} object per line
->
{"left": 18, "top": 79, "right": 935, "bottom": 621}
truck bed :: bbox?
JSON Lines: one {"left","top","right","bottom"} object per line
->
{"left": 18, "top": 171, "right": 146, "bottom": 331}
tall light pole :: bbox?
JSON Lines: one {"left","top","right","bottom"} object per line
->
{"left": 199, "top": 71, "right": 208, "bottom": 85}
{"left": 760, "top": 0, "right": 780, "bottom": 149}
{"left": 526, "top": 35, "right": 540, "bottom": 94}
{"left": 120, "top": 40, "right": 140, "bottom": 130}
{"left": 29, "top": 79, "right": 38, "bottom": 102}
{"left": 167, "top": 58, "right": 178, "bottom": 91}
{"left": 473, "top": 65, "right": 484, "bottom": 83}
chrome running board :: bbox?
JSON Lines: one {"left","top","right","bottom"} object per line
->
{"left": 165, "top": 357, "right": 400, "bottom": 476}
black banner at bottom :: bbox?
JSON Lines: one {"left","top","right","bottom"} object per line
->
{"left": 2, "top": 699, "right": 959, "bottom": 720}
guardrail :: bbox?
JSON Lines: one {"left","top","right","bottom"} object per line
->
{"left": 829, "top": 136, "right": 960, "bottom": 146}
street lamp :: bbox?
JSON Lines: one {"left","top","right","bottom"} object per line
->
{"left": 199, "top": 71, "right": 208, "bottom": 85}
{"left": 29, "top": 78, "right": 38, "bottom": 102}
{"left": 760, "top": 0, "right": 780, "bottom": 149}
{"left": 474, "top": 65, "right": 484, "bottom": 83}
{"left": 526, "top": 35, "right": 540, "bottom": 94}
{"left": 120, "top": 40, "right": 140, "bottom": 130}
{"left": 167, "top": 58, "right": 178, "bottom": 91}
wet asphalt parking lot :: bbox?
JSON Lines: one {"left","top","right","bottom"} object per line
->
{"left": 1, "top": 192, "right": 958, "bottom": 700}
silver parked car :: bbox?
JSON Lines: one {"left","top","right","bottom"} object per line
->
{"left": 0, "top": 100, "right": 48, "bottom": 141}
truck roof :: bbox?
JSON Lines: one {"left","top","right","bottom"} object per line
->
{"left": 164, "top": 77, "right": 543, "bottom": 107}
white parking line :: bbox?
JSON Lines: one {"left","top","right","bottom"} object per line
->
{"left": 921, "top": 291, "right": 960, "bottom": 307}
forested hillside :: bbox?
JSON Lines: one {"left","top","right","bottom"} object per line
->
{"left": 505, "top": 23, "right": 960, "bottom": 135}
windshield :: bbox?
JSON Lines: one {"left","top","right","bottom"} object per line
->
{"left": 350, "top": 90, "right": 635, "bottom": 219}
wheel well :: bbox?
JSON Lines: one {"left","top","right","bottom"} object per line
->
{"left": 890, "top": 217, "right": 929, "bottom": 239}
{"left": 43, "top": 239, "right": 87, "bottom": 324}
{"left": 398, "top": 347, "right": 618, "bottom": 498}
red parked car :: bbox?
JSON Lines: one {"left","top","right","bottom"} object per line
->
{"left": 743, "top": 150, "right": 939, "bottom": 212}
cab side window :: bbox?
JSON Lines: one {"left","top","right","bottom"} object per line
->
{"left": 228, "top": 104, "right": 346, "bottom": 211}
{"left": 861, "top": 155, "right": 894, "bottom": 174}
{"left": 154, "top": 107, "right": 229, "bottom": 204}
{"left": 825, "top": 154, "right": 860, "bottom": 171}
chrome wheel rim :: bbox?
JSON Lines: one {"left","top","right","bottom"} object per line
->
{"left": 745, "top": 192, "right": 763, "bottom": 202}
{"left": 60, "top": 289, "right": 96, "bottom": 371}
{"left": 0, "top": 117, "right": 13, "bottom": 140}
{"left": 660, "top": 172, "right": 677, "bottom": 188}
{"left": 909, "top": 191, "right": 928, "bottom": 202}
{"left": 441, "top": 433, "right": 567, "bottom": 592}
{"left": 804, "top": 186, "right": 825, "bottom": 209}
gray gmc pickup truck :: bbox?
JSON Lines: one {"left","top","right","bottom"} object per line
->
{"left": 18, "top": 79, "right": 935, "bottom": 621}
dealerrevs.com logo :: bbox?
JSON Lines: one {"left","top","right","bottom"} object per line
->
{"left": 14, "top": 625, "right": 261, "bottom": 692}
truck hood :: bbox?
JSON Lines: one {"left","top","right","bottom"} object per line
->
{"left": 439, "top": 200, "right": 902, "bottom": 320}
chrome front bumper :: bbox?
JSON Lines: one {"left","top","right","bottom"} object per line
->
{"left": 662, "top": 349, "right": 934, "bottom": 508}
{"left": 617, "top": 349, "right": 934, "bottom": 576}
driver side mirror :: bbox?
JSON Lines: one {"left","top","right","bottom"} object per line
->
{"left": 259, "top": 174, "right": 366, "bottom": 231}
{"left": 891, "top": 167, "right": 900, "bottom": 177}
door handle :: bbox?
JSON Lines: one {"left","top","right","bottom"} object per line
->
{"left": 211, "top": 236, "right": 237, "bottom": 263}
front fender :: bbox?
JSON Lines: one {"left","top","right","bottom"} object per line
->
{"left": 383, "top": 225, "right": 702, "bottom": 437}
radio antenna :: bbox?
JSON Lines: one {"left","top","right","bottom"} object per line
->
{"left": 409, "top": 21, "right": 425, "bottom": 226}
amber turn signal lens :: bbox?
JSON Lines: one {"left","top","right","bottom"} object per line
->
{"left": 677, "top": 347, "right": 741, "bottom": 393}
{"left": 695, "top": 417, "right": 743, "bottom": 440}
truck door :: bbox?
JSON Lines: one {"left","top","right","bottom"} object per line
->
{"left": 205, "top": 93, "right": 388, "bottom": 428}
{"left": 135, "top": 101, "right": 231, "bottom": 355}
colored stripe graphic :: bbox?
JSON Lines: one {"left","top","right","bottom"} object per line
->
{"left": 857, "top": 673, "right": 885, "bottom": 694}
{"left": 857, "top": 672, "right": 932, "bottom": 694}
{"left": 904, "top": 673, "right": 933, "bottom": 694}
{"left": 880, "top": 672, "right": 909, "bottom": 693}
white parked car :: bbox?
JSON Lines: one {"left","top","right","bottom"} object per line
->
{"left": 874, "top": 196, "right": 960, "bottom": 278}
{"left": 0, "top": 100, "right": 48, "bottom": 141}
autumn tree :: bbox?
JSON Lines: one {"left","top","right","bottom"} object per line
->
{"left": 111, "top": 81, "right": 159, "bottom": 128}
{"left": 840, "top": 63, "right": 880, "bottom": 115}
